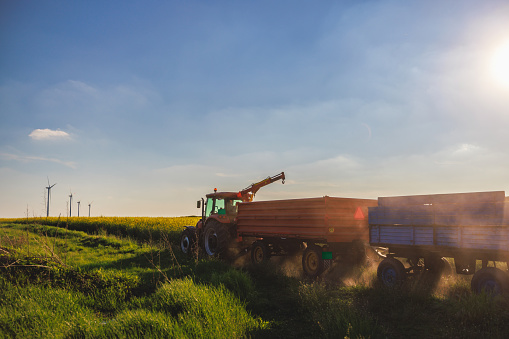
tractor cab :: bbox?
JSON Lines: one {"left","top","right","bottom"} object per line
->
{"left": 198, "top": 191, "right": 243, "bottom": 224}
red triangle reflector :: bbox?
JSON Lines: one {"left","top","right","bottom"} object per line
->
{"left": 354, "top": 207, "right": 365, "bottom": 220}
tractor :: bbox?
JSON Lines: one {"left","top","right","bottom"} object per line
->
{"left": 179, "top": 172, "right": 285, "bottom": 256}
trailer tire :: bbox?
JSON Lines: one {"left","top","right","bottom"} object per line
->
{"left": 377, "top": 257, "right": 406, "bottom": 288}
{"left": 425, "top": 256, "right": 453, "bottom": 277}
{"left": 180, "top": 227, "right": 197, "bottom": 255}
{"left": 251, "top": 241, "right": 271, "bottom": 264}
{"left": 302, "top": 245, "right": 324, "bottom": 278}
{"left": 203, "top": 221, "right": 229, "bottom": 257}
{"left": 471, "top": 267, "right": 509, "bottom": 295}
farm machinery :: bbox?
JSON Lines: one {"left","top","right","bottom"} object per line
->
{"left": 179, "top": 172, "right": 378, "bottom": 277}
{"left": 179, "top": 174, "right": 509, "bottom": 294}
{"left": 179, "top": 172, "right": 286, "bottom": 257}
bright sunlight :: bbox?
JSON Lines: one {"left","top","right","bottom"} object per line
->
{"left": 491, "top": 40, "right": 509, "bottom": 88}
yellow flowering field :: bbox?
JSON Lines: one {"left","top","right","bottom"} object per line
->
{"left": 1, "top": 216, "right": 200, "bottom": 243}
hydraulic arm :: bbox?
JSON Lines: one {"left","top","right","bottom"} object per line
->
{"left": 237, "top": 172, "right": 285, "bottom": 202}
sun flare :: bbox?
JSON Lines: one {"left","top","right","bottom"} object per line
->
{"left": 491, "top": 40, "right": 509, "bottom": 88}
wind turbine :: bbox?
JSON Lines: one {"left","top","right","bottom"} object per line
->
{"left": 45, "top": 178, "right": 56, "bottom": 217}
{"left": 77, "top": 201, "right": 81, "bottom": 217}
{"left": 88, "top": 201, "right": 93, "bottom": 217}
{"left": 69, "top": 192, "right": 73, "bottom": 217}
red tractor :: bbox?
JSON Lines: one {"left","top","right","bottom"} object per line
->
{"left": 180, "top": 172, "right": 285, "bottom": 256}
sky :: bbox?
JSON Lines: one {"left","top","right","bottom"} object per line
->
{"left": 1, "top": 0, "right": 509, "bottom": 218}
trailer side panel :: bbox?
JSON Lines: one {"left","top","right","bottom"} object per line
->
{"left": 237, "top": 196, "right": 378, "bottom": 243}
{"left": 369, "top": 191, "right": 509, "bottom": 257}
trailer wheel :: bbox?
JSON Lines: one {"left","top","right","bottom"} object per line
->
{"left": 471, "top": 267, "right": 509, "bottom": 295}
{"left": 425, "top": 256, "right": 453, "bottom": 277}
{"left": 180, "top": 227, "right": 197, "bottom": 255}
{"left": 251, "top": 241, "right": 271, "bottom": 264}
{"left": 203, "top": 221, "right": 229, "bottom": 256}
{"left": 377, "top": 257, "right": 406, "bottom": 288}
{"left": 302, "top": 245, "right": 324, "bottom": 278}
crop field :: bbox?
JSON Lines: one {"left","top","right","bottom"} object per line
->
{"left": 1, "top": 217, "right": 509, "bottom": 338}
{"left": 9, "top": 216, "right": 200, "bottom": 243}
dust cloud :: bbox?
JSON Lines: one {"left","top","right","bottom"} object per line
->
{"left": 225, "top": 240, "right": 383, "bottom": 287}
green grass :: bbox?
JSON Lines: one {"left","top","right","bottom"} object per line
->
{"left": 1, "top": 219, "right": 509, "bottom": 338}
{"left": 0, "top": 275, "right": 266, "bottom": 338}
{"left": 0, "top": 223, "right": 267, "bottom": 338}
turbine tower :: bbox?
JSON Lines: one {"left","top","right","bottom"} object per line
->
{"left": 45, "top": 178, "right": 56, "bottom": 217}
{"left": 69, "top": 192, "right": 73, "bottom": 217}
{"left": 88, "top": 201, "right": 93, "bottom": 217}
{"left": 77, "top": 201, "right": 81, "bottom": 217}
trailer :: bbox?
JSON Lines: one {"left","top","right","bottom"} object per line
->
{"left": 369, "top": 191, "right": 509, "bottom": 293}
{"left": 236, "top": 196, "right": 378, "bottom": 277}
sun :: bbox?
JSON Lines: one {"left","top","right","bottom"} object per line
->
{"left": 491, "top": 40, "right": 509, "bottom": 88}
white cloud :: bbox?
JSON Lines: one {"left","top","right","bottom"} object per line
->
{"left": 29, "top": 128, "right": 71, "bottom": 141}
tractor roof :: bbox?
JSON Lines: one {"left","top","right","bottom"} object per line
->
{"left": 205, "top": 192, "right": 242, "bottom": 199}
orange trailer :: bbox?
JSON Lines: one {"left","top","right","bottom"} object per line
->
{"left": 236, "top": 196, "right": 377, "bottom": 243}
{"left": 236, "top": 196, "right": 378, "bottom": 277}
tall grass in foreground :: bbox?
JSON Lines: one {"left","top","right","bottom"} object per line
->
{"left": 299, "top": 283, "right": 385, "bottom": 339}
{"left": 0, "top": 223, "right": 267, "bottom": 338}
{"left": 0, "top": 276, "right": 266, "bottom": 338}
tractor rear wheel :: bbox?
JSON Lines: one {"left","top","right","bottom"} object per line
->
{"left": 302, "top": 245, "right": 324, "bottom": 278}
{"left": 203, "top": 221, "right": 229, "bottom": 256}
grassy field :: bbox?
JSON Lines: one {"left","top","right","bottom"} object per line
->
{"left": 1, "top": 218, "right": 509, "bottom": 338}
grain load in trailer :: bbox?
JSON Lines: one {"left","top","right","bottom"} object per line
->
{"left": 369, "top": 191, "right": 509, "bottom": 294}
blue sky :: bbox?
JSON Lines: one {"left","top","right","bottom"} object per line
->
{"left": 1, "top": 0, "right": 509, "bottom": 218}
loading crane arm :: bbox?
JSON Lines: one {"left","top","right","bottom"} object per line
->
{"left": 237, "top": 172, "right": 285, "bottom": 202}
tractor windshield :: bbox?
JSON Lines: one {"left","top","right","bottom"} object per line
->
{"left": 205, "top": 197, "right": 220, "bottom": 218}
{"left": 205, "top": 198, "right": 242, "bottom": 218}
